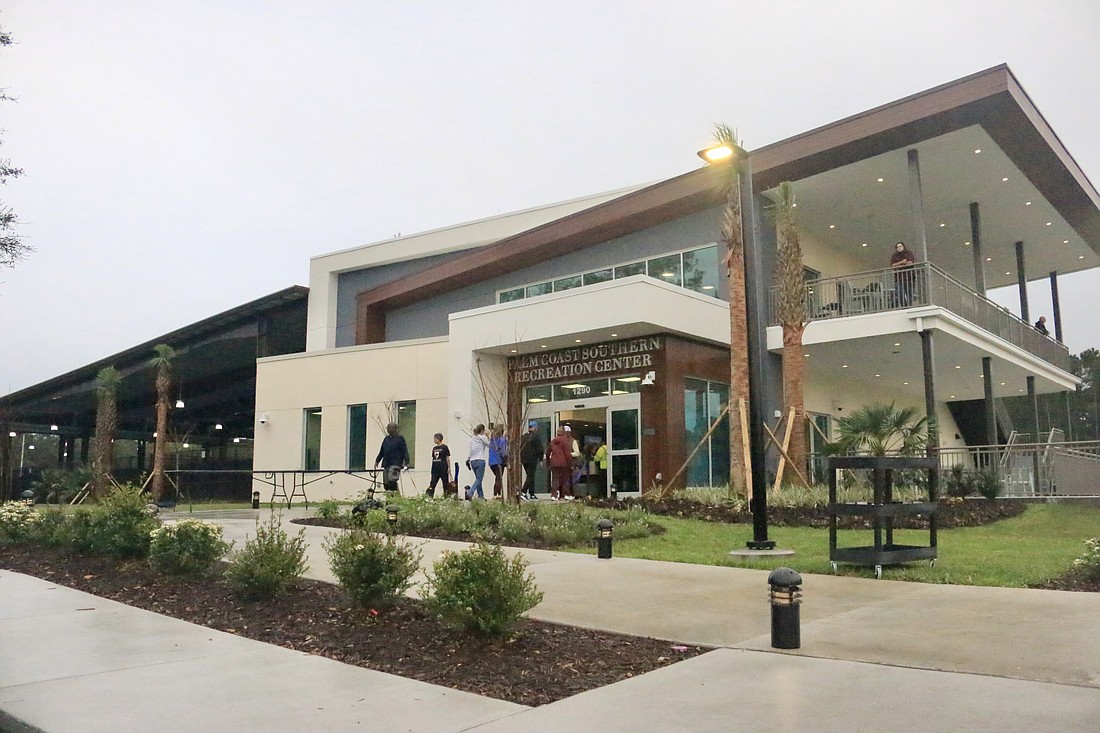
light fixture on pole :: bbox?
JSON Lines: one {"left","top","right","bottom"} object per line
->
{"left": 697, "top": 135, "right": 774, "bottom": 550}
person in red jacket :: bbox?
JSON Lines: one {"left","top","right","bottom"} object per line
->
{"left": 545, "top": 427, "right": 574, "bottom": 501}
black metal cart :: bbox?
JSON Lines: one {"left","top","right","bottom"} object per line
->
{"left": 827, "top": 455, "right": 938, "bottom": 579}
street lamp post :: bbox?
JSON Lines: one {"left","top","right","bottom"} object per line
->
{"left": 699, "top": 140, "right": 774, "bottom": 550}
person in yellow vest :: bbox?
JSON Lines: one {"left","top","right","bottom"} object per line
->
{"left": 592, "top": 438, "right": 609, "bottom": 498}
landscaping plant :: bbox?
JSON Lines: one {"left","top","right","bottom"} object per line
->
{"left": 1073, "top": 538, "right": 1100, "bottom": 583}
{"left": 225, "top": 514, "right": 308, "bottom": 600}
{"left": 0, "top": 501, "right": 40, "bottom": 543}
{"left": 68, "top": 485, "right": 160, "bottom": 558}
{"left": 148, "top": 519, "right": 232, "bottom": 576}
{"left": 422, "top": 542, "right": 543, "bottom": 638}
{"left": 324, "top": 530, "right": 420, "bottom": 608}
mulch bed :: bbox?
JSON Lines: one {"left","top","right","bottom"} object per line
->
{"left": 0, "top": 543, "right": 708, "bottom": 707}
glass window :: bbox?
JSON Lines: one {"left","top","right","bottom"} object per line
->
{"left": 611, "top": 409, "right": 639, "bottom": 451}
{"left": 583, "top": 268, "right": 613, "bottom": 286}
{"left": 684, "top": 379, "right": 710, "bottom": 486}
{"left": 609, "top": 376, "right": 642, "bottom": 395}
{"left": 708, "top": 382, "right": 730, "bottom": 486}
{"left": 647, "top": 254, "right": 682, "bottom": 287}
{"left": 683, "top": 245, "right": 720, "bottom": 297}
{"left": 525, "top": 282, "right": 553, "bottom": 298}
{"left": 396, "top": 401, "right": 416, "bottom": 468}
{"left": 348, "top": 404, "right": 367, "bottom": 470}
{"left": 553, "top": 379, "right": 609, "bottom": 401}
{"left": 553, "top": 275, "right": 582, "bottom": 292}
{"left": 525, "top": 385, "right": 552, "bottom": 404}
{"left": 499, "top": 287, "right": 525, "bottom": 303}
{"left": 615, "top": 261, "right": 646, "bottom": 279}
{"left": 303, "top": 407, "right": 322, "bottom": 471}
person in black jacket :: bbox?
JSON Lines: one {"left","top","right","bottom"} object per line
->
{"left": 427, "top": 433, "right": 450, "bottom": 498}
{"left": 518, "top": 422, "right": 544, "bottom": 500}
{"left": 374, "top": 422, "right": 410, "bottom": 492}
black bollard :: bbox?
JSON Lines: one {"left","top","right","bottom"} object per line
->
{"left": 768, "top": 567, "right": 802, "bottom": 649}
{"left": 251, "top": 491, "right": 261, "bottom": 510}
{"left": 385, "top": 504, "right": 400, "bottom": 535}
{"left": 596, "top": 518, "right": 613, "bottom": 559}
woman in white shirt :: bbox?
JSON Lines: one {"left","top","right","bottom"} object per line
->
{"left": 465, "top": 424, "right": 490, "bottom": 500}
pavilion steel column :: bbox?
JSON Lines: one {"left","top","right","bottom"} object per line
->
{"left": 1015, "top": 242, "right": 1029, "bottom": 322}
{"left": 1064, "top": 391, "right": 1074, "bottom": 442}
{"left": 908, "top": 150, "right": 929, "bottom": 263}
{"left": 920, "top": 329, "right": 940, "bottom": 497}
{"left": 1028, "top": 376, "right": 1041, "bottom": 493}
{"left": 970, "top": 203, "right": 986, "bottom": 295}
{"left": 0, "top": 425, "right": 10, "bottom": 501}
{"left": 983, "top": 357, "right": 996, "bottom": 445}
{"left": 1049, "top": 271, "right": 1063, "bottom": 343}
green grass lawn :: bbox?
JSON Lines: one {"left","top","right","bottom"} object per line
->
{"left": 584, "top": 503, "right": 1100, "bottom": 588}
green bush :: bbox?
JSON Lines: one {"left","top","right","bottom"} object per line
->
{"left": 225, "top": 515, "right": 308, "bottom": 600}
{"left": 422, "top": 542, "right": 543, "bottom": 638}
{"left": 0, "top": 501, "right": 40, "bottom": 543}
{"left": 1072, "top": 538, "right": 1100, "bottom": 582}
{"left": 314, "top": 500, "right": 341, "bottom": 519}
{"left": 31, "top": 467, "right": 91, "bottom": 504}
{"left": 66, "top": 486, "right": 160, "bottom": 558}
{"left": 324, "top": 530, "right": 420, "bottom": 608}
{"left": 973, "top": 469, "right": 1003, "bottom": 500}
{"left": 28, "top": 508, "right": 70, "bottom": 546}
{"left": 149, "top": 519, "right": 232, "bottom": 576}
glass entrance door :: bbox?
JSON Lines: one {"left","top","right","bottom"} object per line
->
{"left": 609, "top": 408, "right": 640, "bottom": 495}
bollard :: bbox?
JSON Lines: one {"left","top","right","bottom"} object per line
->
{"left": 767, "top": 567, "right": 802, "bottom": 649}
{"left": 596, "top": 518, "right": 613, "bottom": 559}
{"left": 609, "top": 483, "right": 618, "bottom": 501}
{"left": 21, "top": 489, "right": 35, "bottom": 507}
{"left": 385, "top": 504, "right": 400, "bottom": 534}
{"left": 251, "top": 491, "right": 261, "bottom": 510}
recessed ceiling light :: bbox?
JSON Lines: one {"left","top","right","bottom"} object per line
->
{"left": 574, "top": 339, "right": 582, "bottom": 343}
{"left": 1002, "top": 177, "right": 1009, "bottom": 182}
{"left": 939, "top": 223, "right": 946, "bottom": 227}
{"left": 861, "top": 242, "right": 868, "bottom": 247}
{"left": 955, "top": 365, "right": 961, "bottom": 369}
{"left": 804, "top": 353, "right": 810, "bottom": 357}
{"left": 985, "top": 257, "right": 992, "bottom": 262}
{"left": 792, "top": 203, "right": 797, "bottom": 207}
{"left": 1005, "top": 271, "right": 1011, "bottom": 275}
{"left": 1046, "top": 222, "right": 1052, "bottom": 226}
{"left": 1079, "top": 255, "right": 1085, "bottom": 259}
{"left": 894, "top": 342, "right": 900, "bottom": 347}
{"left": 1025, "top": 201, "right": 1032, "bottom": 206}
{"left": 875, "top": 374, "right": 881, "bottom": 378}
{"left": 829, "top": 224, "right": 836, "bottom": 229}
{"left": 540, "top": 345, "right": 547, "bottom": 349}
{"left": 877, "top": 177, "right": 884, "bottom": 182}
{"left": 1063, "top": 240, "right": 1069, "bottom": 244}
{"left": 1000, "top": 382, "right": 1006, "bottom": 386}
{"left": 510, "top": 349, "right": 517, "bottom": 353}
{"left": 842, "top": 364, "right": 848, "bottom": 368}
{"left": 903, "top": 382, "right": 909, "bottom": 386}
{"left": 610, "top": 333, "right": 618, "bottom": 337}
{"left": 964, "top": 241, "right": 971, "bottom": 245}
{"left": 974, "top": 149, "right": 982, "bottom": 154}
{"left": 950, "top": 395, "right": 956, "bottom": 399}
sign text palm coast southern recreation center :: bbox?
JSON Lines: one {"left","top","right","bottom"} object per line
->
{"left": 509, "top": 337, "right": 662, "bottom": 384}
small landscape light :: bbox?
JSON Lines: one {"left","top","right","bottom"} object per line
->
{"left": 386, "top": 504, "right": 400, "bottom": 532}
{"left": 768, "top": 567, "right": 803, "bottom": 649}
{"left": 21, "top": 489, "right": 35, "bottom": 507}
{"left": 596, "top": 518, "right": 613, "bottom": 559}
{"left": 252, "top": 491, "right": 261, "bottom": 510}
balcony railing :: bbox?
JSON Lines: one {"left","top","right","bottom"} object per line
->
{"left": 768, "top": 263, "right": 1071, "bottom": 371}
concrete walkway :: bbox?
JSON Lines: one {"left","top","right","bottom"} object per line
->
{"left": 2, "top": 508, "right": 1098, "bottom": 732}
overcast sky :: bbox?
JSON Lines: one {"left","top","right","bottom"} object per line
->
{"left": 2, "top": 0, "right": 1098, "bottom": 395}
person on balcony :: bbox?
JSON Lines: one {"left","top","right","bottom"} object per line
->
{"left": 889, "top": 241, "right": 917, "bottom": 307}
{"left": 1034, "top": 315, "right": 1050, "bottom": 336}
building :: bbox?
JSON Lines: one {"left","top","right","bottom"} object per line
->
{"left": 252, "top": 65, "right": 1099, "bottom": 502}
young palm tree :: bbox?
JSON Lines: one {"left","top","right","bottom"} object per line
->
{"left": 150, "top": 344, "right": 176, "bottom": 502}
{"left": 771, "top": 182, "right": 808, "bottom": 481}
{"left": 92, "top": 366, "right": 120, "bottom": 499}
{"left": 827, "top": 402, "right": 929, "bottom": 457}
{"left": 712, "top": 123, "right": 749, "bottom": 496}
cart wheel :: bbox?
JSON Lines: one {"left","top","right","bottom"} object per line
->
{"left": 830, "top": 561, "right": 837, "bottom": 573}
{"left": 874, "top": 565, "right": 883, "bottom": 579}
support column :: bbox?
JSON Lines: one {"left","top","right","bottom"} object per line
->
{"left": 908, "top": 149, "right": 929, "bottom": 263}
{"left": 1049, "top": 271, "right": 1064, "bottom": 343}
{"left": 920, "top": 330, "right": 937, "bottom": 444}
{"left": 1015, "top": 241, "right": 1029, "bottom": 322}
{"left": 1028, "top": 376, "right": 1041, "bottom": 493}
{"left": 970, "top": 203, "right": 986, "bottom": 295}
{"left": 0, "top": 424, "right": 11, "bottom": 501}
{"left": 982, "top": 357, "right": 996, "bottom": 445}
{"left": 1064, "top": 391, "right": 1074, "bottom": 442}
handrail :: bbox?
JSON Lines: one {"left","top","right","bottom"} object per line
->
{"left": 768, "top": 262, "right": 1071, "bottom": 371}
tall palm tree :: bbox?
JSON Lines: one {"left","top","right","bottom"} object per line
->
{"left": 92, "top": 366, "right": 120, "bottom": 499}
{"left": 712, "top": 123, "right": 749, "bottom": 496}
{"left": 771, "top": 182, "right": 808, "bottom": 481}
{"left": 150, "top": 344, "right": 176, "bottom": 502}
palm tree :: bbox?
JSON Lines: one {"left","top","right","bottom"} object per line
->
{"left": 770, "top": 182, "right": 808, "bottom": 481}
{"left": 92, "top": 366, "right": 120, "bottom": 499}
{"left": 712, "top": 123, "right": 749, "bottom": 496}
{"left": 826, "top": 402, "right": 929, "bottom": 457}
{"left": 150, "top": 344, "right": 176, "bottom": 502}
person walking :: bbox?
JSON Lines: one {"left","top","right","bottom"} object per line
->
{"left": 519, "top": 421, "right": 544, "bottom": 500}
{"left": 489, "top": 424, "right": 509, "bottom": 499}
{"left": 546, "top": 427, "right": 573, "bottom": 501}
{"left": 374, "top": 422, "right": 409, "bottom": 493}
{"left": 592, "top": 438, "right": 609, "bottom": 498}
{"left": 427, "top": 433, "right": 450, "bottom": 498}
{"left": 465, "top": 424, "right": 490, "bottom": 500}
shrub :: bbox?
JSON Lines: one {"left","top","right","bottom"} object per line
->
{"left": 314, "top": 500, "right": 341, "bottom": 519}
{"left": 0, "top": 501, "right": 40, "bottom": 543}
{"left": 325, "top": 530, "right": 420, "bottom": 608}
{"left": 944, "top": 465, "right": 974, "bottom": 498}
{"left": 225, "top": 515, "right": 308, "bottom": 600}
{"left": 29, "top": 508, "right": 70, "bottom": 546}
{"left": 1072, "top": 538, "right": 1100, "bottom": 582}
{"left": 149, "top": 519, "right": 232, "bottom": 576}
{"left": 31, "top": 467, "right": 91, "bottom": 504}
{"left": 66, "top": 486, "right": 160, "bottom": 558}
{"left": 973, "top": 469, "right": 1003, "bottom": 500}
{"left": 422, "top": 542, "right": 543, "bottom": 638}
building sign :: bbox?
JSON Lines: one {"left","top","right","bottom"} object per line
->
{"left": 509, "top": 336, "right": 662, "bottom": 385}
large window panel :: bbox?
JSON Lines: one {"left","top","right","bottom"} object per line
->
{"left": 614, "top": 261, "right": 646, "bottom": 279}
{"left": 499, "top": 287, "right": 525, "bottom": 303}
{"left": 348, "top": 404, "right": 367, "bottom": 470}
{"left": 525, "top": 282, "right": 553, "bottom": 298}
{"left": 396, "top": 400, "right": 417, "bottom": 468}
{"left": 684, "top": 379, "right": 710, "bottom": 486}
{"left": 553, "top": 275, "right": 582, "bottom": 292}
{"left": 304, "top": 408, "right": 322, "bottom": 471}
{"left": 708, "top": 382, "right": 730, "bottom": 486}
{"left": 683, "top": 245, "right": 720, "bottom": 297}
{"left": 647, "top": 254, "right": 682, "bottom": 287}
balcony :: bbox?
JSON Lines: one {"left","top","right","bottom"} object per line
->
{"left": 768, "top": 263, "right": 1071, "bottom": 372}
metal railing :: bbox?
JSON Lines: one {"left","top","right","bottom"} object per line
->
{"left": 768, "top": 263, "right": 1071, "bottom": 371}
{"left": 937, "top": 439, "right": 1100, "bottom": 497}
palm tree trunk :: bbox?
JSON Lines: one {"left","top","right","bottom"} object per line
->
{"left": 781, "top": 325, "right": 806, "bottom": 482}
{"left": 151, "top": 369, "right": 170, "bottom": 502}
{"left": 724, "top": 181, "right": 749, "bottom": 496}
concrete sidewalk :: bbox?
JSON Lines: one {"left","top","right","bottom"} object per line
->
{"left": 2, "top": 509, "right": 1099, "bottom": 732}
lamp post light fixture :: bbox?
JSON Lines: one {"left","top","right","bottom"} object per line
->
{"left": 596, "top": 518, "right": 613, "bottom": 559}
{"left": 385, "top": 504, "right": 400, "bottom": 533}
{"left": 697, "top": 135, "right": 774, "bottom": 550}
{"left": 767, "top": 567, "right": 803, "bottom": 649}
